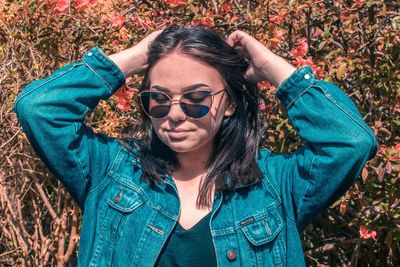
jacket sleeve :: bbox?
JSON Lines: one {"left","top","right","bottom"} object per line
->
{"left": 13, "top": 47, "right": 126, "bottom": 208}
{"left": 266, "top": 66, "right": 377, "bottom": 231}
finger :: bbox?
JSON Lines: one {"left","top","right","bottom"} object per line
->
{"left": 226, "top": 30, "right": 247, "bottom": 47}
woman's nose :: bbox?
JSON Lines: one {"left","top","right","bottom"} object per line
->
{"left": 167, "top": 100, "right": 187, "bottom": 122}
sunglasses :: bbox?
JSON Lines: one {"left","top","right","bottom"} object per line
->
{"left": 138, "top": 88, "right": 225, "bottom": 119}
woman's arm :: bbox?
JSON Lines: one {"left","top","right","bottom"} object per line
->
{"left": 13, "top": 31, "right": 161, "bottom": 208}
{"left": 227, "top": 30, "right": 378, "bottom": 230}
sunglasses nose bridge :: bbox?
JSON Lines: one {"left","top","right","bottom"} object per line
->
{"left": 167, "top": 99, "right": 187, "bottom": 120}
{"left": 170, "top": 98, "right": 180, "bottom": 105}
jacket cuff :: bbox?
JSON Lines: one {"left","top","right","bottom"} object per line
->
{"left": 82, "top": 46, "right": 126, "bottom": 93}
{"left": 275, "top": 66, "right": 317, "bottom": 108}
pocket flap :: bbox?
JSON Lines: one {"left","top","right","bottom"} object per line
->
{"left": 107, "top": 186, "right": 144, "bottom": 213}
{"left": 239, "top": 207, "right": 283, "bottom": 246}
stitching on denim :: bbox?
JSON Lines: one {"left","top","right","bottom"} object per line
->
{"left": 276, "top": 66, "right": 313, "bottom": 103}
{"left": 211, "top": 226, "right": 235, "bottom": 236}
{"left": 72, "top": 122, "right": 89, "bottom": 184}
{"left": 286, "top": 79, "right": 316, "bottom": 108}
{"left": 316, "top": 84, "right": 377, "bottom": 146}
{"left": 260, "top": 150, "right": 282, "bottom": 204}
{"left": 95, "top": 47, "right": 127, "bottom": 81}
{"left": 108, "top": 172, "right": 179, "bottom": 220}
{"left": 87, "top": 144, "right": 124, "bottom": 196}
{"left": 296, "top": 150, "right": 318, "bottom": 222}
{"left": 237, "top": 208, "right": 283, "bottom": 244}
{"left": 233, "top": 203, "right": 279, "bottom": 230}
{"left": 14, "top": 63, "right": 82, "bottom": 108}
{"left": 276, "top": 66, "right": 309, "bottom": 93}
{"left": 82, "top": 58, "right": 113, "bottom": 95}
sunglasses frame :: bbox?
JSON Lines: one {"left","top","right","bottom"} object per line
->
{"left": 137, "top": 88, "right": 226, "bottom": 120}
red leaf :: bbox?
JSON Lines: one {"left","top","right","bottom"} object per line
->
{"left": 110, "top": 14, "right": 126, "bottom": 28}
{"left": 395, "top": 143, "right": 400, "bottom": 152}
{"left": 386, "top": 161, "right": 393, "bottom": 174}
{"left": 394, "top": 35, "right": 400, "bottom": 45}
{"left": 221, "top": 2, "right": 231, "bottom": 13}
{"left": 290, "top": 38, "right": 308, "bottom": 58}
{"left": 359, "top": 225, "right": 377, "bottom": 241}
{"left": 164, "top": 0, "right": 188, "bottom": 8}
{"left": 339, "top": 202, "right": 347, "bottom": 215}
{"left": 53, "top": 0, "right": 70, "bottom": 13}
{"left": 270, "top": 13, "right": 285, "bottom": 25}
{"left": 73, "top": 0, "right": 98, "bottom": 11}
{"left": 361, "top": 166, "right": 368, "bottom": 181}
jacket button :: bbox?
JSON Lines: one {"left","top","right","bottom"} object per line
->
{"left": 227, "top": 249, "right": 237, "bottom": 261}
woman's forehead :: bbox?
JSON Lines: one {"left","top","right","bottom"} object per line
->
{"left": 149, "top": 83, "right": 211, "bottom": 93}
{"left": 148, "top": 53, "right": 224, "bottom": 92}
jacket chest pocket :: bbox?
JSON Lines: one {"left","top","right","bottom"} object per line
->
{"left": 238, "top": 206, "right": 286, "bottom": 266}
{"left": 100, "top": 183, "right": 144, "bottom": 242}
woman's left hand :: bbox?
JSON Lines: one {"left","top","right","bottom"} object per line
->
{"left": 226, "top": 30, "right": 296, "bottom": 87}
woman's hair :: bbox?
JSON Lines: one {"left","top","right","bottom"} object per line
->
{"left": 121, "top": 25, "right": 263, "bottom": 207}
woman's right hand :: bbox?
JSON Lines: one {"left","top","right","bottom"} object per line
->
{"left": 108, "top": 29, "right": 164, "bottom": 77}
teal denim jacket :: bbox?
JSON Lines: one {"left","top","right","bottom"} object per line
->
{"left": 14, "top": 47, "right": 377, "bottom": 266}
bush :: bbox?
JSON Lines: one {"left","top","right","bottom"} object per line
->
{"left": 0, "top": 0, "right": 399, "bottom": 265}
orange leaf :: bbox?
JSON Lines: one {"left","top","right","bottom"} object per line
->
{"left": 361, "top": 166, "right": 368, "bottom": 181}
{"left": 336, "top": 63, "right": 347, "bottom": 81}
{"left": 339, "top": 202, "right": 347, "bottom": 215}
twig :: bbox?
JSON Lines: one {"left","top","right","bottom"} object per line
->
{"left": 32, "top": 175, "right": 57, "bottom": 220}
{"left": 211, "top": 0, "right": 219, "bottom": 14}
{"left": 0, "top": 129, "right": 21, "bottom": 149}
{"left": 63, "top": 203, "right": 78, "bottom": 263}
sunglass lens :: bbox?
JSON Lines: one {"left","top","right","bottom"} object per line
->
{"left": 180, "top": 103, "right": 210, "bottom": 118}
{"left": 140, "top": 92, "right": 171, "bottom": 118}
{"left": 180, "top": 91, "right": 212, "bottom": 118}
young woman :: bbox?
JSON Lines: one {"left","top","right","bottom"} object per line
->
{"left": 14, "top": 25, "right": 377, "bottom": 266}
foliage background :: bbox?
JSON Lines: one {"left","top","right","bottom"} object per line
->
{"left": 0, "top": 0, "right": 399, "bottom": 266}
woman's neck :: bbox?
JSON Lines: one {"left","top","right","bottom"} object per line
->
{"left": 174, "top": 144, "right": 213, "bottom": 182}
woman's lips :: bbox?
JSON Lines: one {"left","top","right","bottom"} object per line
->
{"left": 166, "top": 129, "right": 192, "bottom": 138}
{"left": 168, "top": 129, "right": 190, "bottom": 132}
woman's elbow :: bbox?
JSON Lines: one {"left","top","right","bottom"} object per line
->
{"left": 352, "top": 131, "right": 378, "bottom": 161}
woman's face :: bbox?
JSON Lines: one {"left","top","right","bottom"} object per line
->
{"left": 147, "top": 53, "right": 235, "bottom": 155}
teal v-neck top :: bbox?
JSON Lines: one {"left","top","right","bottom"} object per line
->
{"left": 155, "top": 212, "right": 217, "bottom": 267}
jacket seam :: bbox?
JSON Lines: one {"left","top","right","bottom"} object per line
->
{"left": 108, "top": 172, "right": 178, "bottom": 220}
{"left": 72, "top": 122, "right": 89, "bottom": 185}
{"left": 87, "top": 144, "right": 124, "bottom": 196}
{"left": 286, "top": 81, "right": 316, "bottom": 109}
{"left": 82, "top": 58, "right": 113, "bottom": 95}
{"left": 13, "top": 63, "right": 82, "bottom": 108}
{"left": 260, "top": 150, "right": 282, "bottom": 205}
{"left": 95, "top": 47, "right": 127, "bottom": 81}
{"left": 295, "top": 151, "right": 318, "bottom": 224}
{"left": 314, "top": 83, "right": 377, "bottom": 149}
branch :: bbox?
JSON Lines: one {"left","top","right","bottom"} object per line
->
{"left": 63, "top": 203, "right": 79, "bottom": 263}
{"left": 32, "top": 175, "right": 57, "bottom": 220}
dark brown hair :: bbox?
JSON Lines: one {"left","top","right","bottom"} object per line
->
{"left": 122, "top": 25, "right": 263, "bottom": 208}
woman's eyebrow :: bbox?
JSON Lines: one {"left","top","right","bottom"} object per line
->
{"left": 150, "top": 83, "right": 210, "bottom": 92}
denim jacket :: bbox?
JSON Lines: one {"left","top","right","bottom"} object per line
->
{"left": 14, "top": 47, "right": 377, "bottom": 266}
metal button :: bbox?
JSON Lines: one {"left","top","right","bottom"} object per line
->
{"left": 304, "top": 74, "right": 311, "bottom": 80}
{"left": 227, "top": 249, "right": 237, "bottom": 261}
{"left": 87, "top": 52, "right": 93, "bottom": 56}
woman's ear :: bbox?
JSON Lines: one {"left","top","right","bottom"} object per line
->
{"left": 224, "top": 103, "right": 236, "bottom": 117}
